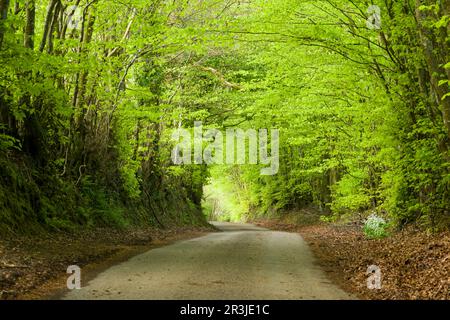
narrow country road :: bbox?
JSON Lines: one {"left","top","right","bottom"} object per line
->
{"left": 63, "top": 222, "right": 352, "bottom": 300}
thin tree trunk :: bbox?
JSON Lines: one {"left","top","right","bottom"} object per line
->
{"left": 133, "top": 120, "right": 141, "bottom": 160}
{"left": 76, "top": 11, "right": 95, "bottom": 110}
{"left": 0, "top": 0, "right": 10, "bottom": 130}
{"left": 23, "top": 0, "right": 35, "bottom": 49}
{"left": 46, "top": 0, "right": 60, "bottom": 53}
{"left": 39, "top": 0, "right": 57, "bottom": 52}
{"left": 0, "top": 0, "right": 10, "bottom": 49}
{"left": 22, "top": 1, "right": 44, "bottom": 161}
{"left": 72, "top": 3, "right": 96, "bottom": 109}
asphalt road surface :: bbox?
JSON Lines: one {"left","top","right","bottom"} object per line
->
{"left": 63, "top": 222, "right": 352, "bottom": 300}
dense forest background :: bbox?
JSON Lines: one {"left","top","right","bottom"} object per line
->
{"left": 0, "top": 0, "right": 449, "bottom": 234}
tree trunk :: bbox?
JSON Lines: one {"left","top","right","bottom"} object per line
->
{"left": 416, "top": 0, "right": 450, "bottom": 140}
{"left": 0, "top": 0, "right": 9, "bottom": 49}
{"left": 22, "top": 1, "right": 45, "bottom": 162}
{"left": 39, "top": 0, "right": 57, "bottom": 52}
{"left": 23, "top": 0, "right": 35, "bottom": 49}
{"left": 46, "top": 0, "right": 60, "bottom": 53}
